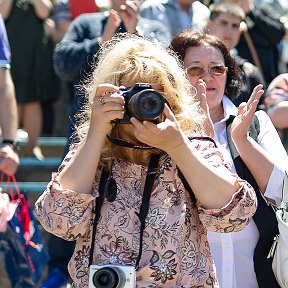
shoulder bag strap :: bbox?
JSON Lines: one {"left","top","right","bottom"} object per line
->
{"left": 242, "top": 29, "right": 265, "bottom": 81}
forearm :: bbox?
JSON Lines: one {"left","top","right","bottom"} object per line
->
{"left": 267, "top": 103, "right": 288, "bottom": 129}
{"left": 167, "top": 137, "right": 239, "bottom": 209}
{"left": 31, "top": 0, "right": 53, "bottom": 19}
{"left": 233, "top": 136, "right": 273, "bottom": 192}
{"left": 0, "top": 71, "right": 17, "bottom": 141}
{"left": 58, "top": 131, "right": 106, "bottom": 194}
{"left": 0, "top": 0, "right": 13, "bottom": 19}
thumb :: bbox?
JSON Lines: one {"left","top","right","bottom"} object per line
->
{"left": 237, "top": 102, "right": 247, "bottom": 116}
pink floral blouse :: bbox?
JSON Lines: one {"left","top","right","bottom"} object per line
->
{"left": 35, "top": 138, "right": 257, "bottom": 288}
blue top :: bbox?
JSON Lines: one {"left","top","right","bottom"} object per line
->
{"left": 0, "top": 15, "right": 10, "bottom": 68}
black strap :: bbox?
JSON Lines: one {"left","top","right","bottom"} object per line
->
{"left": 107, "top": 135, "right": 155, "bottom": 149}
{"left": 89, "top": 154, "right": 160, "bottom": 269}
{"left": 89, "top": 169, "right": 109, "bottom": 267}
{"left": 135, "top": 154, "right": 160, "bottom": 270}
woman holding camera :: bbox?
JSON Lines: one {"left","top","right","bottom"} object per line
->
{"left": 35, "top": 33, "right": 257, "bottom": 288}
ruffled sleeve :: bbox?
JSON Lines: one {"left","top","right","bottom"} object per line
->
{"left": 191, "top": 137, "right": 257, "bottom": 232}
{"left": 198, "top": 177, "right": 257, "bottom": 232}
{"left": 34, "top": 145, "right": 99, "bottom": 240}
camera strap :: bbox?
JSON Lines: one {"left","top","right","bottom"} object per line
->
{"left": 89, "top": 168, "right": 110, "bottom": 267}
{"left": 89, "top": 154, "right": 160, "bottom": 270}
{"left": 107, "top": 135, "right": 155, "bottom": 149}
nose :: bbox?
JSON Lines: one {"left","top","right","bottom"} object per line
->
{"left": 200, "top": 69, "right": 213, "bottom": 81}
{"left": 226, "top": 25, "right": 235, "bottom": 35}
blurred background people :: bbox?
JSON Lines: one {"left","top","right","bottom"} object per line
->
{"left": 51, "top": 0, "right": 111, "bottom": 43}
{"left": 0, "top": 0, "right": 60, "bottom": 160}
{"left": 206, "top": 2, "right": 266, "bottom": 109}
{"left": 0, "top": 13, "right": 31, "bottom": 288}
{"left": 264, "top": 73, "right": 288, "bottom": 151}
{"left": 140, "top": 0, "right": 210, "bottom": 42}
{"left": 0, "top": 13, "right": 19, "bottom": 176}
{"left": 171, "top": 30, "right": 288, "bottom": 288}
{"left": 230, "top": 0, "right": 285, "bottom": 85}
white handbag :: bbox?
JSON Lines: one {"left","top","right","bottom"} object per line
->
{"left": 267, "top": 172, "right": 288, "bottom": 288}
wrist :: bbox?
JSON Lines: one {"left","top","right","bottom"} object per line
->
{"left": 1, "top": 139, "right": 20, "bottom": 151}
{"left": 163, "top": 134, "right": 188, "bottom": 153}
{"left": 232, "top": 134, "right": 252, "bottom": 151}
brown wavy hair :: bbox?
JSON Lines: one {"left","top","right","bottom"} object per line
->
{"left": 170, "top": 30, "right": 242, "bottom": 99}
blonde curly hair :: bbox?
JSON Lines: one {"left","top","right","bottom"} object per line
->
{"left": 74, "top": 33, "right": 205, "bottom": 167}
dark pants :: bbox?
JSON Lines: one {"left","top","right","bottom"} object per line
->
{"left": 0, "top": 225, "right": 35, "bottom": 288}
{"left": 47, "top": 233, "right": 75, "bottom": 276}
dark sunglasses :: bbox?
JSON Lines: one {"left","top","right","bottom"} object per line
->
{"left": 186, "top": 65, "right": 228, "bottom": 77}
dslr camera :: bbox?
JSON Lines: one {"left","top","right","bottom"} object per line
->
{"left": 89, "top": 264, "right": 136, "bottom": 288}
{"left": 114, "top": 83, "right": 167, "bottom": 124}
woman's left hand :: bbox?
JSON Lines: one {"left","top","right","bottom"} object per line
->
{"left": 231, "top": 84, "right": 264, "bottom": 141}
{"left": 130, "top": 104, "right": 185, "bottom": 152}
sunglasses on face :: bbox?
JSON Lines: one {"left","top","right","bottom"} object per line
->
{"left": 186, "top": 65, "right": 228, "bottom": 77}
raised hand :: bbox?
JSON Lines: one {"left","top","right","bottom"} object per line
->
{"left": 231, "top": 84, "right": 264, "bottom": 142}
{"left": 194, "top": 79, "right": 214, "bottom": 137}
{"left": 101, "top": 9, "right": 121, "bottom": 43}
{"left": 119, "top": 0, "right": 140, "bottom": 33}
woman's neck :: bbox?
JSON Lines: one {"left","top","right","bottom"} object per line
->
{"left": 210, "top": 106, "right": 224, "bottom": 123}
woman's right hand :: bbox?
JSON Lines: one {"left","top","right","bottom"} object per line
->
{"left": 89, "top": 84, "right": 125, "bottom": 135}
{"left": 194, "top": 79, "right": 214, "bottom": 137}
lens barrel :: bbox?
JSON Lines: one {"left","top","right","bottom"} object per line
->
{"left": 127, "top": 89, "right": 165, "bottom": 122}
{"left": 92, "top": 267, "right": 125, "bottom": 288}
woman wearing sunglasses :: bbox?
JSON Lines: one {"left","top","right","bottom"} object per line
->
{"left": 171, "top": 30, "right": 288, "bottom": 288}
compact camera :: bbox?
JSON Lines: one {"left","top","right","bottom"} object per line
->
{"left": 114, "top": 83, "right": 167, "bottom": 124}
{"left": 89, "top": 264, "right": 136, "bottom": 288}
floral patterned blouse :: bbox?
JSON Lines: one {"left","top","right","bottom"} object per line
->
{"left": 35, "top": 138, "right": 257, "bottom": 288}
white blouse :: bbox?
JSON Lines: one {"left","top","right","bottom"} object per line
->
{"left": 208, "top": 96, "right": 288, "bottom": 288}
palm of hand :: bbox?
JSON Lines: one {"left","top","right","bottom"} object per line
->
{"left": 231, "top": 84, "right": 264, "bottom": 140}
{"left": 230, "top": 107, "right": 251, "bottom": 140}
{"left": 231, "top": 98, "right": 258, "bottom": 141}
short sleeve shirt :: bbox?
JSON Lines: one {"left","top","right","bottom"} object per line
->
{"left": 0, "top": 15, "right": 11, "bottom": 68}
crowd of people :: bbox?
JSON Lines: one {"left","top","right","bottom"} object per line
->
{"left": 1, "top": 0, "right": 288, "bottom": 287}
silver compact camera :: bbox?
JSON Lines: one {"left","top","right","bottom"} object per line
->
{"left": 89, "top": 264, "right": 136, "bottom": 288}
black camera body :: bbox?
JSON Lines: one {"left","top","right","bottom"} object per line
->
{"left": 115, "top": 83, "right": 167, "bottom": 124}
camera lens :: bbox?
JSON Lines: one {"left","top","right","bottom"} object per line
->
{"left": 97, "top": 273, "right": 110, "bottom": 286}
{"left": 92, "top": 267, "right": 125, "bottom": 288}
{"left": 128, "top": 89, "right": 165, "bottom": 121}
